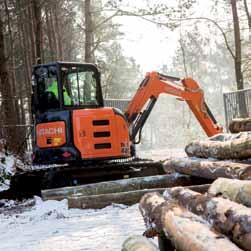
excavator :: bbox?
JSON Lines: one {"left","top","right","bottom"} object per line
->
{"left": 7, "top": 61, "right": 222, "bottom": 198}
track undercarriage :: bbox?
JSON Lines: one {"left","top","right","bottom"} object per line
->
{"left": 1, "top": 158, "right": 165, "bottom": 199}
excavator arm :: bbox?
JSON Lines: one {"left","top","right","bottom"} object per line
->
{"left": 125, "top": 71, "right": 223, "bottom": 143}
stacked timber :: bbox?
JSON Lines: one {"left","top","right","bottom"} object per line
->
{"left": 63, "top": 174, "right": 209, "bottom": 209}
{"left": 139, "top": 179, "right": 251, "bottom": 251}
{"left": 162, "top": 132, "right": 251, "bottom": 183}
{"left": 164, "top": 157, "right": 251, "bottom": 180}
{"left": 229, "top": 118, "right": 251, "bottom": 133}
{"left": 139, "top": 191, "right": 243, "bottom": 251}
{"left": 122, "top": 236, "right": 158, "bottom": 251}
{"left": 185, "top": 132, "right": 251, "bottom": 159}
{"left": 208, "top": 178, "right": 251, "bottom": 207}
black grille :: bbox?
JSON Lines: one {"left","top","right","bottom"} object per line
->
{"left": 94, "top": 143, "right": 111, "bottom": 149}
{"left": 94, "top": 131, "right": 111, "bottom": 138}
{"left": 92, "top": 120, "right": 109, "bottom": 126}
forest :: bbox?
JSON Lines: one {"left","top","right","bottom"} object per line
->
{"left": 0, "top": 0, "right": 250, "bottom": 154}
{"left": 1, "top": 1, "right": 251, "bottom": 251}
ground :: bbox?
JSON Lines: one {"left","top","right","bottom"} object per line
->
{"left": 0, "top": 198, "right": 146, "bottom": 251}
{"left": 0, "top": 148, "right": 185, "bottom": 251}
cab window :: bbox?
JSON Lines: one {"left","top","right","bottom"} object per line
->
{"left": 62, "top": 66, "right": 99, "bottom": 106}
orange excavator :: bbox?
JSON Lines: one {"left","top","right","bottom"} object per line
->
{"left": 8, "top": 62, "right": 222, "bottom": 198}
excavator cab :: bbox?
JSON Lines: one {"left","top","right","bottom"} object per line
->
{"left": 32, "top": 62, "right": 131, "bottom": 164}
{"left": 32, "top": 62, "right": 103, "bottom": 113}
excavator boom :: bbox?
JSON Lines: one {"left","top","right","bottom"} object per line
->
{"left": 125, "top": 71, "right": 222, "bottom": 142}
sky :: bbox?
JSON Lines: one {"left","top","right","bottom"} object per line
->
{"left": 117, "top": 16, "right": 178, "bottom": 72}
{"left": 113, "top": 0, "right": 215, "bottom": 73}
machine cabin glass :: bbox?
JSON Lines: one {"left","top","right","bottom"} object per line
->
{"left": 33, "top": 62, "right": 103, "bottom": 113}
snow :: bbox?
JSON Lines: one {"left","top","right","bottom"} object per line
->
{"left": 0, "top": 198, "right": 146, "bottom": 251}
{"left": 0, "top": 148, "right": 186, "bottom": 250}
{"left": 0, "top": 152, "right": 17, "bottom": 192}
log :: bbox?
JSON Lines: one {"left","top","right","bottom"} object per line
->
{"left": 122, "top": 235, "right": 159, "bottom": 251}
{"left": 68, "top": 184, "right": 210, "bottom": 209}
{"left": 139, "top": 192, "right": 242, "bottom": 251}
{"left": 209, "top": 178, "right": 251, "bottom": 207}
{"left": 164, "top": 157, "right": 251, "bottom": 180}
{"left": 229, "top": 118, "right": 251, "bottom": 133}
{"left": 185, "top": 132, "right": 251, "bottom": 159}
{"left": 165, "top": 187, "right": 251, "bottom": 250}
{"left": 42, "top": 173, "right": 206, "bottom": 201}
{"left": 68, "top": 188, "right": 166, "bottom": 209}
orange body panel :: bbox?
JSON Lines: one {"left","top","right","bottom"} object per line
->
{"left": 72, "top": 108, "right": 131, "bottom": 159}
{"left": 36, "top": 121, "right": 66, "bottom": 148}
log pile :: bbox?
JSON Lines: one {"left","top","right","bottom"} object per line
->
{"left": 229, "top": 118, "right": 251, "bottom": 133}
{"left": 122, "top": 235, "right": 158, "bottom": 251}
{"left": 130, "top": 121, "right": 251, "bottom": 250}
{"left": 164, "top": 157, "right": 251, "bottom": 180}
{"left": 185, "top": 132, "right": 251, "bottom": 159}
{"left": 139, "top": 191, "right": 243, "bottom": 251}
{"left": 139, "top": 179, "right": 251, "bottom": 251}
{"left": 65, "top": 174, "right": 209, "bottom": 209}
{"left": 208, "top": 178, "right": 251, "bottom": 207}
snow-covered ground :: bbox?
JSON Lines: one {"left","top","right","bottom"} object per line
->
{"left": 0, "top": 148, "right": 185, "bottom": 251}
{"left": 0, "top": 198, "right": 146, "bottom": 251}
{"left": 0, "top": 152, "right": 17, "bottom": 192}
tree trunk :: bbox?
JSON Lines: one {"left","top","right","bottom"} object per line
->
{"left": 243, "top": 0, "right": 251, "bottom": 42}
{"left": 209, "top": 177, "right": 251, "bottom": 207}
{"left": 164, "top": 157, "right": 251, "bottom": 180}
{"left": 229, "top": 118, "right": 251, "bottom": 133}
{"left": 45, "top": 7, "right": 54, "bottom": 61}
{"left": 28, "top": 2, "right": 36, "bottom": 64}
{"left": 32, "top": 0, "right": 42, "bottom": 62}
{"left": 42, "top": 173, "right": 204, "bottom": 201}
{"left": 122, "top": 236, "right": 158, "bottom": 251}
{"left": 165, "top": 187, "right": 251, "bottom": 250}
{"left": 231, "top": 0, "right": 244, "bottom": 90}
{"left": 53, "top": 2, "right": 64, "bottom": 60}
{"left": 231, "top": 0, "right": 247, "bottom": 117}
{"left": 185, "top": 132, "right": 251, "bottom": 159}
{"left": 84, "top": 0, "right": 94, "bottom": 62}
{"left": 139, "top": 192, "right": 242, "bottom": 251}
{"left": 0, "top": 17, "right": 18, "bottom": 152}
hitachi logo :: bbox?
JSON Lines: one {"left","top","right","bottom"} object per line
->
{"left": 38, "top": 127, "right": 63, "bottom": 136}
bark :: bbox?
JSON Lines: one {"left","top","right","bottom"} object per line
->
{"left": 48, "top": 7, "right": 58, "bottom": 60}
{"left": 231, "top": 0, "right": 244, "bottom": 90}
{"left": 209, "top": 178, "right": 251, "bottom": 207}
{"left": 0, "top": 16, "right": 18, "bottom": 152}
{"left": 164, "top": 157, "right": 251, "bottom": 180}
{"left": 231, "top": 0, "right": 247, "bottom": 117}
{"left": 243, "top": 0, "right": 251, "bottom": 42}
{"left": 28, "top": 2, "right": 36, "bottom": 64}
{"left": 84, "top": 0, "right": 94, "bottom": 62}
{"left": 139, "top": 192, "right": 242, "bottom": 251}
{"left": 45, "top": 6, "right": 54, "bottom": 61}
{"left": 68, "top": 188, "right": 166, "bottom": 209}
{"left": 68, "top": 184, "right": 210, "bottom": 209}
{"left": 42, "top": 173, "right": 203, "bottom": 201}
{"left": 185, "top": 132, "right": 251, "bottom": 159}
{"left": 122, "top": 236, "right": 158, "bottom": 251}
{"left": 53, "top": 2, "right": 63, "bottom": 60}
{"left": 229, "top": 118, "right": 251, "bottom": 133}
{"left": 165, "top": 187, "right": 251, "bottom": 250}
{"left": 32, "top": 0, "right": 42, "bottom": 62}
